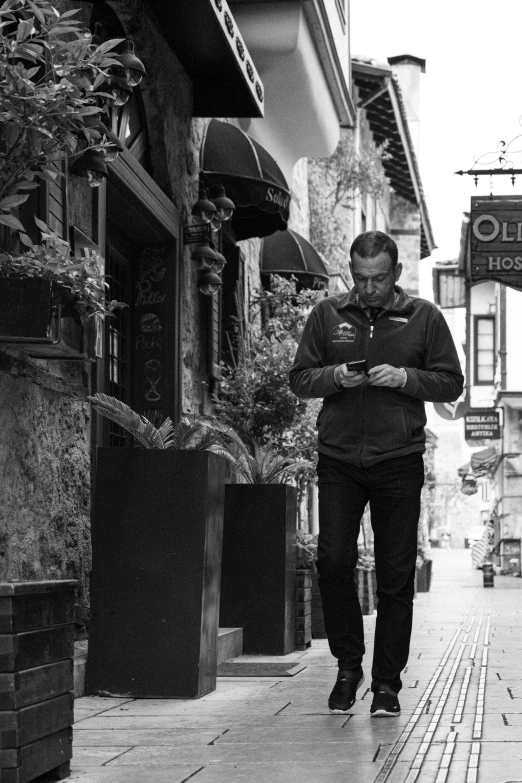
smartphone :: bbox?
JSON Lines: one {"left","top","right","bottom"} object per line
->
{"left": 346, "top": 359, "right": 369, "bottom": 375}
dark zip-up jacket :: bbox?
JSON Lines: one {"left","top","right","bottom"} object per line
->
{"left": 289, "top": 286, "right": 464, "bottom": 467}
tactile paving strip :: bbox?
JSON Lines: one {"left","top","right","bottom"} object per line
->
{"left": 373, "top": 602, "right": 488, "bottom": 783}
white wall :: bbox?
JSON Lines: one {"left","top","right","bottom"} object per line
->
{"left": 506, "top": 286, "right": 522, "bottom": 390}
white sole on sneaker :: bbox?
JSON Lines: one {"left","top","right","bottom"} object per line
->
{"left": 328, "top": 674, "right": 365, "bottom": 714}
{"left": 370, "top": 709, "right": 401, "bottom": 717}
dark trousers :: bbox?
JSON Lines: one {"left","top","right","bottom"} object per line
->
{"left": 316, "top": 451, "right": 424, "bottom": 693}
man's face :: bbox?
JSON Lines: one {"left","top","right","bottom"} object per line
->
{"left": 349, "top": 251, "right": 402, "bottom": 309}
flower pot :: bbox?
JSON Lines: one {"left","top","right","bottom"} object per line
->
{"left": 86, "top": 448, "right": 227, "bottom": 699}
{"left": 0, "top": 277, "right": 93, "bottom": 360}
{"left": 219, "top": 484, "right": 297, "bottom": 655}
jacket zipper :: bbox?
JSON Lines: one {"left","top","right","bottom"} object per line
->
{"left": 358, "top": 312, "right": 375, "bottom": 467}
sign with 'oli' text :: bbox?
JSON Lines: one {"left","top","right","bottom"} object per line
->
{"left": 464, "top": 409, "right": 501, "bottom": 440}
{"left": 470, "top": 196, "right": 522, "bottom": 290}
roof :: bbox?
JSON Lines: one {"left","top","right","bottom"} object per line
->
{"left": 351, "top": 57, "right": 435, "bottom": 258}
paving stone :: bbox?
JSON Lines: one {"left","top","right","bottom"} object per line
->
{"left": 68, "top": 767, "right": 203, "bottom": 783}
{"left": 103, "top": 741, "right": 385, "bottom": 765}
{"left": 72, "top": 747, "right": 133, "bottom": 766}
{"left": 73, "top": 728, "right": 224, "bottom": 746}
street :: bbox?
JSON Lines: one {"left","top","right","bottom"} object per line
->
{"left": 69, "top": 549, "right": 522, "bottom": 783}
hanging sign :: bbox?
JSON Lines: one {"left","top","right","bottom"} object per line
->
{"left": 470, "top": 196, "right": 522, "bottom": 290}
{"left": 464, "top": 409, "right": 501, "bottom": 440}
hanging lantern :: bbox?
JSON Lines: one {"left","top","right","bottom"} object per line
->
{"left": 198, "top": 270, "right": 223, "bottom": 296}
{"left": 211, "top": 184, "right": 235, "bottom": 221}
{"left": 212, "top": 248, "right": 227, "bottom": 273}
{"left": 70, "top": 149, "right": 107, "bottom": 188}
{"left": 108, "top": 78, "right": 133, "bottom": 107}
{"left": 83, "top": 116, "right": 124, "bottom": 162}
{"left": 190, "top": 240, "right": 218, "bottom": 269}
{"left": 191, "top": 188, "right": 217, "bottom": 224}
{"left": 112, "top": 38, "right": 146, "bottom": 87}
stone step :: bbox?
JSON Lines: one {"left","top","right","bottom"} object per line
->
{"left": 73, "top": 628, "right": 243, "bottom": 698}
{"left": 217, "top": 627, "right": 243, "bottom": 664}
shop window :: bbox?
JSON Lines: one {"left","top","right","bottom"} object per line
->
{"left": 474, "top": 315, "right": 495, "bottom": 385}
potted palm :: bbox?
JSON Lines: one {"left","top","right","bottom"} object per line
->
{"left": 216, "top": 429, "right": 312, "bottom": 655}
{"left": 85, "top": 395, "right": 229, "bottom": 699}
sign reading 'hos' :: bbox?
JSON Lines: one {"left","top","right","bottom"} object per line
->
{"left": 470, "top": 197, "right": 522, "bottom": 290}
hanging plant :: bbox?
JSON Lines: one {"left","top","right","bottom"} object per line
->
{"left": 0, "top": 0, "right": 123, "bottom": 237}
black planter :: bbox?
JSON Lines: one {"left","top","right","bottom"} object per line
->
{"left": 219, "top": 484, "right": 297, "bottom": 655}
{"left": 416, "top": 559, "right": 432, "bottom": 592}
{"left": 0, "top": 277, "right": 92, "bottom": 360}
{"left": 86, "top": 448, "right": 226, "bottom": 699}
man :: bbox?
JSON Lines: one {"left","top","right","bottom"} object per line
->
{"left": 289, "top": 231, "right": 463, "bottom": 717}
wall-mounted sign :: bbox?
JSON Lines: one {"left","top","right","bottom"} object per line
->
{"left": 464, "top": 409, "right": 501, "bottom": 440}
{"left": 470, "top": 196, "right": 522, "bottom": 291}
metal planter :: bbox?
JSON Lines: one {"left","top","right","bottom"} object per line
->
{"left": 86, "top": 448, "right": 226, "bottom": 699}
{"left": 0, "top": 277, "right": 92, "bottom": 361}
{"left": 219, "top": 484, "right": 297, "bottom": 655}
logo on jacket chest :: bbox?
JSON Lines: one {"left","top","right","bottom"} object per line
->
{"left": 332, "top": 323, "right": 356, "bottom": 342}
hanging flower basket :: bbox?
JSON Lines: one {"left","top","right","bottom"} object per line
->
{"left": 0, "top": 277, "right": 94, "bottom": 360}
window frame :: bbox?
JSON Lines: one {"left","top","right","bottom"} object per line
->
{"left": 474, "top": 314, "right": 496, "bottom": 386}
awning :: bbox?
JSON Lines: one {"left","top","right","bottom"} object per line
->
{"left": 261, "top": 229, "right": 329, "bottom": 288}
{"left": 471, "top": 447, "right": 499, "bottom": 477}
{"left": 200, "top": 119, "right": 290, "bottom": 241}
{"left": 144, "top": 1, "right": 263, "bottom": 118}
{"left": 458, "top": 446, "right": 499, "bottom": 481}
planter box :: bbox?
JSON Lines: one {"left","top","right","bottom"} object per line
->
{"left": 0, "top": 580, "right": 76, "bottom": 783}
{"left": 295, "top": 570, "right": 312, "bottom": 650}
{"left": 416, "top": 559, "right": 432, "bottom": 593}
{"left": 311, "top": 571, "right": 327, "bottom": 639}
{"left": 0, "top": 277, "right": 92, "bottom": 360}
{"left": 357, "top": 568, "right": 375, "bottom": 614}
{"left": 219, "top": 484, "right": 297, "bottom": 655}
{"left": 86, "top": 448, "right": 226, "bottom": 699}
{"left": 311, "top": 567, "right": 376, "bottom": 640}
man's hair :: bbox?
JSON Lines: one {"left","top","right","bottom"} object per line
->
{"left": 350, "top": 231, "right": 398, "bottom": 269}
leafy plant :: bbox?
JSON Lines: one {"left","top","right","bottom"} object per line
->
{"left": 208, "top": 422, "right": 314, "bottom": 485}
{"left": 88, "top": 394, "right": 228, "bottom": 451}
{"left": 0, "top": 218, "right": 125, "bottom": 319}
{"left": 296, "top": 530, "right": 318, "bottom": 571}
{"left": 0, "top": 0, "right": 122, "bottom": 235}
{"left": 214, "top": 276, "right": 323, "bottom": 447}
{"left": 357, "top": 548, "right": 375, "bottom": 572}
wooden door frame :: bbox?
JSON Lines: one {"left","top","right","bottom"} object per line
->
{"left": 95, "top": 148, "right": 183, "bottom": 437}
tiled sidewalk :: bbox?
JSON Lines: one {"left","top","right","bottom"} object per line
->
{"left": 69, "top": 549, "right": 522, "bottom": 783}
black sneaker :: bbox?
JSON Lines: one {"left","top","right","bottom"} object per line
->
{"left": 328, "top": 667, "right": 365, "bottom": 714}
{"left": 370, "top": 684, "right": 401, "bottom": 717}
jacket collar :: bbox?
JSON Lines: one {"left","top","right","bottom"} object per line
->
{"left": 336, "top": 285, "right": 414, "bottom": 314}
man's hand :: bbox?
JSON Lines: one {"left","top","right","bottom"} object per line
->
{"left": 368, "top": 364, "right": 406, "bottom": 388}
{"left": 335, "top": 364, "right": 367, "bottom": 388}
